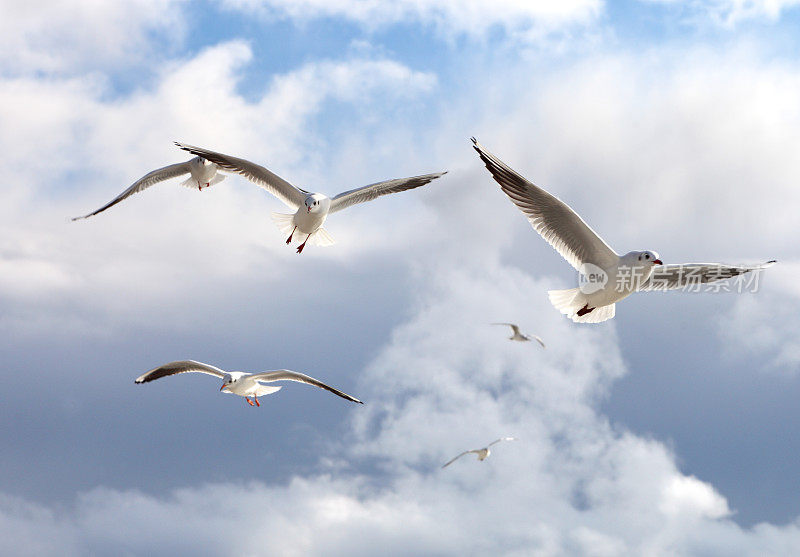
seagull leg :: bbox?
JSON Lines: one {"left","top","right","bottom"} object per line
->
{"left": 286, "top": 226, "right": 297, "bottom": 245}
{"left": 245, "top": 397, "right": 255, "bottom": 406}
{"left": 254, "top": 395, "right": 260, "bottom": 407}
{"left": 577, "top": 304, "right": 595, "bottom": 317}
{"left": 296, "top": 234, "right": 311, "bottom": 254}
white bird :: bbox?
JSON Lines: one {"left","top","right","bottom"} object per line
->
{"left": 492, "top": 323, "right": 545, "bottom": 347}
{"left": 442, "top": 437, "right": 517, "bottom": 468}
{"left": 472, "top": 138, "right": 775, "bottom": 323}
{"left": 135, "top": 360, "right": 362, "bottom": 406}
{"left": 175, "top": 142, "right": 447, "bottom": 253}
{"left": 72, "top": 157, "right": 225, "bottom": 220}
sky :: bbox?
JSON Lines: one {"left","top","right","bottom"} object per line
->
{"left": 2, "top": 0, "right": 800, "bottom": 554}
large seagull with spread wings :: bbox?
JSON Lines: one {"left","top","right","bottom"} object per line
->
{"left": 135, "top": 360, "right": 363, "bottom": 407}
{"left": 176, "top": 142, "right": 446, "bottom": 253}
{"left": 472, "top": 138, "right": 774, "bottom": 323}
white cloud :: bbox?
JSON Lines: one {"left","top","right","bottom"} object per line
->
{"left": 0, "top": 0, "right": 186, "bottom": 75}
{"left": 717, "top": 262, "right": 800, "bottom": 372}
{"left": 640, "top": 0, "right": 800, "bottom": 26}
{"left": 219, "top": 0, "right": 602, "bottom": 41}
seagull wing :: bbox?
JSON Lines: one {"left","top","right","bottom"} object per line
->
{"left": 72, "top": 161, "right": 194, "bottom": 220}
{"left": 175, "top": 143, "right": 307, "bottom": 209}
{"left": 329, "top": 172, "right": 446, "bottom": 214}
{"left": 442, "top": 450, "right": 479, "bottom": 468}
{"left": 637, "top": 260, "right": 776, "bottom": 291}
{"left": 487, "top": 437, "right": 517, "bottom": 447}
{"left": 531, "top": 335, "right": 546, "bottom": 349}
{"left": 135, "top": 360, "right": 226, "bottom": 383}
{"left": 472, "top": 138, "right": 618, "bottom": 272}
{"left": 250, "top": 370, "right": 362, "bottom": 404}
{"left": 491, "top": 322, "right": 519, "bottom": 334}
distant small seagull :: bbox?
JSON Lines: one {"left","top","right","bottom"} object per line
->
{"left": 492, "top": 323, "right": 545, "bottom": 347}
{"left": 175, "top": 142, "right": 447, "bottom": 253}
{"left": 472, "top": 138, "right": 775, "bottom": 323}
{"left": 442, "top": 437, "right": 516, "bottom": 468}
{"left": 135, "top": 360, "right": 362, "bottom": 406}
{"left": 72, "top": 157, "right": 225, "bottom": 220}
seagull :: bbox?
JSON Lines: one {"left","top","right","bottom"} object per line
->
{"left": 135, "top": 360, "right": 363, "bottom": 406}
{"left": 442, "top": 437, "right": 516, "bottom": 468}
{"left": 175, "top": 142, "right": 447, "bottom": 253}
{"left": 72, "top": 157, "right": 225, "bottom": 220}
{"left": 492, "top": 323, "right": 545, "bottom": 347}
{"left": 472, "top": 138, "right": 775, "bottom": 323}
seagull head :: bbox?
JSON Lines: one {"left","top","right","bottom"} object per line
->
{"left": 635, "top": 250, "right": 662, "bottom": 266}
{"left": 304, "top": 194, "right": 327, "bottom": 213}
{"left": 220, "top": 374, "right": 234, "bottom": 392}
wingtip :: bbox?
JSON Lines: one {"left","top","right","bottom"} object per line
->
{"left": 470, "top": 136, "right": 477, "bottom": 144}
{"left": 765, "top": 259, "right": 777, "bottom": 266}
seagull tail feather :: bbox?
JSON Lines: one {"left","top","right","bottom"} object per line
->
{"left": 271, "top": 212, "right": 296, "bottom": 237}
{"left": 309, "top": 227, "right": 335, "bottom": 247}
{"left": 547, "top": 288, "right": 616, "bottom": 324}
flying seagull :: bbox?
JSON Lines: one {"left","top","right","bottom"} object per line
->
{"left": 135, "top": 360, "right": 362, "bottom": 406}
{"left": 442, "top": 437, "right": 517, "bottom": 468}
{"left": 492, "top": 323, "right": 545, "bottom": 347}
{"left": 72, "top": 157, "right": 224, "bottom": 220}
{"left": 472, "top": 138, "right": 775, "bottom": 323}
{"left": 175, "top": 142, "right": 447, "bottom": 253}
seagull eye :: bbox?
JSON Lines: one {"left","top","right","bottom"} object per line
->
{"left": 645, "top": 254, "right": 650, "bottom": 259}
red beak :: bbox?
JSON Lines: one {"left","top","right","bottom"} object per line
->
{"left": 307, "top": 206, "right": 311, "bottom": 212}
{"left": 653, "top": 259, "right": 663, "bottom": 265}
{"left": 220, "top": 384, "right": 227, "bottom": 391}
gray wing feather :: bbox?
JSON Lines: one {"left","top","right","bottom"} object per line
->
{"left": 472, "top": 138, "right": 618, "bottom": 271}
{"left": 175, "top": 143, "right": 306, "bottom": 209}
{"left": 638, "top": 261, "right": 776, "bottom": 291}
{"left": 135, "top": 360, "right": 226, "bottom": 383}
{"left": 329, "top": 172, "right": 446, "bottom": 214}
{"left": 491, "top": 322, "right": 518, "bottom": 333}
{"left": 488, "top": 437, "right": 516, "bottom": 447}
{"left": 72, "top": 161, "right": 193, "bottom": 220}
{"left": 250, "top": 370, "right": 362, "bottom": 404}
{"left": 442, "top": 450, "right": 477, "bottom": 468}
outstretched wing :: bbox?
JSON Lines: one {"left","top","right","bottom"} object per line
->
{"left": 472, "top": 138, "right": 618, "bottom": 272}
{"left": 72, "top": 160, "right": 193, "bottom": 220}
{"left": 487, "top": 437, "right": 516, "bottom": 448}
{"left": 637, "top": 261, "right": 776, "bottom": 291}
{"left": 329, "top": 172, "right": 446, "bottom": 214}
{"left": 531, "top": 335, "right": 546, "bottom": 349}
{"left": 250, "top": 370, "right": 362, "bottom": 404}
{"left": 175, "top": 143, "right": 307, "bottom": 209}
{"left": 135, "top": 360, "right": 226, "bottom": 383}
{"left": 442, "top": 450, "right": 479, "bottom": 468}
{"left": 492, "top": 322, "right": 520, "bottom": 335}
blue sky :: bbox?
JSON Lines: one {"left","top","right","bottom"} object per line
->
{"left": 3, "top": 0, "right": 800, "bottom": 554}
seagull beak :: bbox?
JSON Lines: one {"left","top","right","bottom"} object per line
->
{"left": 653, "top": 259, "right": 663, "bottom": 265}
{"left": 220, "top": 384, "right": 227, "bottom": 392}
{"left": 307, "top": 206, "right": 311, "bottom": 212}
